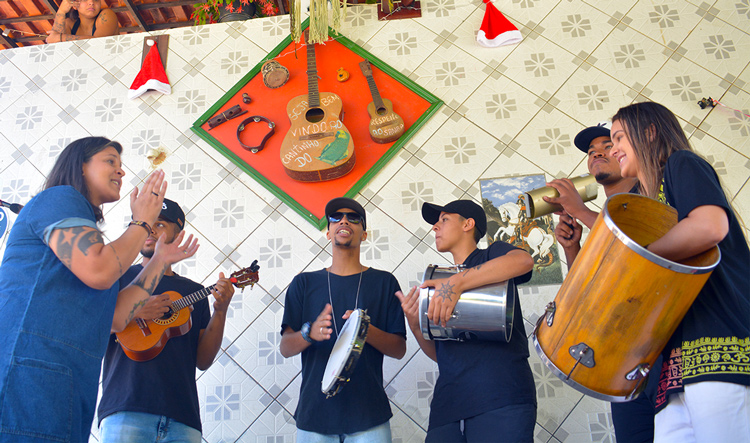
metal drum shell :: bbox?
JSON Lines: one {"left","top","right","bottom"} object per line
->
{"left": 533, "top": 193, "right": 720, "bottom": 401}
{"left": 418, "top": 264, "right": 515, "bottom": 342}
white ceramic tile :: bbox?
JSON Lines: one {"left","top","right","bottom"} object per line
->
{"left": 463, "top": 71, "right": 544, "bottom": 145}
{"left": 150, "top": 69, "right": 225, "bottom": 133}
{"left": 229, "top": 301, "right": 301, "bottom": 394}
{"left": 644, "top": 53, "right": 728, "bottom": 125}
{"left": 0, "top": 88, "right": 64, "bottom": 148}
{"left": 197, "top": 352, "right": 268, "bottom": 442}
{"left": 589, "top": 22, "right": 670, "bottom": 93}
{"left": 385, "top": 351, "right": 440, "bottom": 430}
{"left": 410, "top": 39, "right": 491, "bottom": 108}
{"left": 414, "top": 114, "right": 506, "bottom": 190}
{"left": 24, "top": 120, "right": 93, "bottom": 183}
{"left": 503, "top": 0, "right": 561, "bottom": 31}
{"left": 689, "top": 129, "right": 750, "bottom": 199}
{"left": 218, "top": 256, "right": 277, "bottom": 343}
{"left": 236, "top": 399, "right": 297, "bottom": 442}
{"left": 582, "top": 0, "right": 638, "bottom": 21}
{"left": 200, "top": 33, "right": 267, "bottom": 92}
{"left": 444, "top": 4, "right": 522, "bottom": 70}
{"left": 411, "top": 0, "right": 478, "bottom": 42}
{"left": 712, "top": 0, "right": 750, "bottom": 36}
{"left": 362, "top": 20, "right": 441, "bottom": 77}
{"left": 497, "top": 30, "right": 583, "bottom": 102}
{"left": 510, "top": 107, "right": 590, "bottom": 177}
{"left": 702, "top": 85, "right": 750, "bottom": 159}
{"left": 340, "top": 4, "right": 388, "bottom": 48}
{"left": 390, "top": 404, "right": 427, "bottom": 441}
{"left": 625, "top": 0, "right": 703, "bottom": 48}
{"left": 539, "top": 0, "right": 616, "bottom": 60}
{"left": 678, "top": 13, "right": 750, "bottom": 81}
{"left": 554, "top": 64, "right": 638, "bottom": 127}
{"left": 556, "top": 395, "right": 615, "bottom": 443}
{"left": 0, "top": 55, "right": 32, "bottom": 114}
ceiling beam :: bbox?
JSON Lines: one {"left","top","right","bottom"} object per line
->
{"left": 122, "top": 0, "right": 148, "bottom": 31}
{"left": 0, "top": 32, "right": 20, "bottom": 48}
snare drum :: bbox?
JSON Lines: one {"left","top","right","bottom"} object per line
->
{"left": 321, "top": 309, "right": 370, "bottom": 398}
{"left": 419, "top": 264, "right": 515, "bottom": 342}
{"left": 261, "top": 60, "right": 289, "bottom": 89}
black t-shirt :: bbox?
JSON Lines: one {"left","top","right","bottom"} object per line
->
{"left": 429, "top": 241, "right": 535, "bottom": 429}
{"left": 655, "top": 150, "right": 750, "bottom": 410}
{"left": 280, "top": 268, "right": 406, "bottom": 434}
{"left": 98, "top": 265, "right": 210, "bottom": 432}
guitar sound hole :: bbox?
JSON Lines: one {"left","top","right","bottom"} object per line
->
{"left": 306, "top": 108, "right": 325, "bottom": 123}
{"left": 376, "top": 106, "right": 387, "bottom": 116}
{"left": 160, "top": 308, "right": 174, "bottom": 320}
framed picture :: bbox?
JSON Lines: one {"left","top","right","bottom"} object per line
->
{"left": 480, "top": 174, "right": 563, "bottom": 286}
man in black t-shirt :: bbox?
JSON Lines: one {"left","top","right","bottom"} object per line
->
{"left": 280, "top": 197, "right": 406, "bottom": 442}
{"left": 547, "top": 123, "right": 656, "bottom": 443}
{"left": 98, "top": 198, "right": 235, "bottom": 443}
{"left": 396, "top": 199, "right": 536, "bottom": 442}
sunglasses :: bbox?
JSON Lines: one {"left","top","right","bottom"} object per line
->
{"left": 327, "top": 212, "right": 363, "bottom": 225}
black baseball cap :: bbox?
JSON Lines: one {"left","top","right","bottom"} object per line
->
{"left": 325, "top": 197, "right": 366, "bottom": 230}
{"left": 574, "top": 121, "right": 612, "bottom": 153}
{"left": 421, "top": 199, "right": 487, "bottom": 238}
{"left": 160, "top": 198, "right": 185, "bottom": 230}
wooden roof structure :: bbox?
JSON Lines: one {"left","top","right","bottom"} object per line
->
{"left": 0, "top": 0, "right": 287, "bottom": 50}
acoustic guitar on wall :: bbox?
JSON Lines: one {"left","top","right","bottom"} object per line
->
{"left": 116, "top": 261, "right": 260, "bottom": 362}
{"left": 359, "top": 60, "right": 405, "bottom": 144}
{"left": 279, "top": 30, "right": 356, "bottom": 182}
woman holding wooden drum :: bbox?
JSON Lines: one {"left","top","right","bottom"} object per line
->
{"left": 610, "top": 102, "right": 750, "bottom": 442}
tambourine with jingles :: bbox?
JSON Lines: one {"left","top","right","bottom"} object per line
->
{"left": 321, "top": 309, "right": 370, "bottom": 398}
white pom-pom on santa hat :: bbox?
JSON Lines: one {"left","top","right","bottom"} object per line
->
{"left": 477, "top": 0, "right": 522, "bottom": 48}
{"left": 129, "top": 41, "right": 171, "bottom": 100}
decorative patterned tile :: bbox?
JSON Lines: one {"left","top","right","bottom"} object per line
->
{"left": 689, "top": 129, "right": 750, "bottom": 199}
{"left": 386, "top": 351, "right": 440, "bottom": 430}
{"left": 0, "top": 88, "right": 64, "bottom": 149}
{"left": 230, "top": 300, "right": 301, "bottom": 396}
{"left": 447, "top": 6, "right": 522, "bottom": 70}
{"left": 583, "top": 0, "right": 638, "bottom": 21}
{"left": 339, "top": 4, "right": 388, "bottom": 47}
{"left": 411, "top": 0, "right": 478, "bottom": 42}
{"left": 0, "top": 56, "right": 32, "bottom": 114}
{"left": 4, "top": 41, "right": 72, "bottom": 80}
{"left": 199, "top": 33, "right": 267, "bottom": 92}
{"left": 0, "top": 133, "right": 19, "bottom": 175}
{"left": 540, "top": 1, "right": 616, "bottom": 60}
{"left": 150, "top": 70, "right": 225, "bottom": 134}
{"left": 556, "top": 395, "right": 615, "bottom": 443}
{"left": 462, "top": 72, "right": 543, "bottom": 152}
{"left": 390, "top": 403, "right": 427, "bottom": 442}
{"left": 701, "top": 85, "right": 750, "bottom": 158}
{"left": 43, "top": 51, "right": 108, "bottom": 110}
{"left": 554, "top": 64, "right": 638, "bottom": 127}
{"left": 362, "top": 20, "right": 441, "bottom": 77}
{"left": 510, "top": 107, "right": 590, "bottom": 178}
{"left": 497, "top": 30, "right": 583, "bottom": 102}
{"left": 236, "top": 399, "right": 296, "bottom": 442}
{"left": 24, "top": 120, "right": 93, "bottom": 185}
{"left": 626, "top": 0, "right": 703, "bottom": 48}
{"left": 235, "top": 15, "right": 291, "bottom": 53}
{"left": 712, "top": 0, "right": 750, "bottom": 36}
{"left": 677, "top": 14, "right": 750, "bottom": 81}
{"left": 197, "top": 351, "right": 269, "bottom": 442}
{"left": 0, "top": 152, "right": 46, "bottom": 204}
{"left": 643, "top": 54, "right": 727, "bottom": 125}
{"left": 589, "top": 22, "right": 670, "bottom": 93}
{"left": 410, "top": 39, "right": 491, "bottom": 107}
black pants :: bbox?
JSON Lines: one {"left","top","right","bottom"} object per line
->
{"left": 426, "top": 403, "right": 536, "bottom": 443}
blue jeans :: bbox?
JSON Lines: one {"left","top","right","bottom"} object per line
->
{"left": 296, "top": 421, "right": 391, "bottom": 442}
{"left": 426, "top": 403, "right": 536, "bottom": 442}
{"left": 99, "top": 412, "right": 201, "bottom": 443}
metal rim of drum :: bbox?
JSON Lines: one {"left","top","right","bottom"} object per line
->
{"left": 321, "top": 309, "right": 370, "bottom": 397}
{"left": 531, "top": 332, "right": 640, "bottom": 402}
{"left": 603, "top": 194, "right": 719, "bottom": 274}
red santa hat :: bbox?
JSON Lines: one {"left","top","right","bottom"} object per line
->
{"left": 477, "top": 0, "right": 522, "bottom": 48}
{"left": 129, "top": 40, "right": 171, "bottom": 100}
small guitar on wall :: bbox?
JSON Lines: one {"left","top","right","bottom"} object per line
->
{"left": 359, "top": 60, "right": 405, "bottom": 144}
{"left": 280, "top": 30, "right": 356, "bottom": 182}
{"left": 116, "top": 260, "right": 261, "bottom": 362}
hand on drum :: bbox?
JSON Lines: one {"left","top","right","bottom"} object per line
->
{"left": 311, "top": 303, "right": 333, "bottom": 341}
{"left": 423, "top": 277, "right": 460, "bottom": 328}
{"left": 395, "top": 286, "right": 420, "bottom": 329}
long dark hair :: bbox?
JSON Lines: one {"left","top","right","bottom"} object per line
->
{"left": 611, "top": 102, "right": 693, "bottom": 198}
{"left": 44, "top": 137, "right": 122, "bottom": 222}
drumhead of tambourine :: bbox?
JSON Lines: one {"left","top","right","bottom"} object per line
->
{"left": 321, "top": 309, "right": 362, "bottom": 392}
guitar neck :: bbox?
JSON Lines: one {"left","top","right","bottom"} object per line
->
{"left": 171, "top": 284, "right": 217, "bottom": 311}
{"left": 364, "top": 74, "right": 385, "bottom": 110}
{"left": 306, "top": 34, "right": 320, "bottom": 108}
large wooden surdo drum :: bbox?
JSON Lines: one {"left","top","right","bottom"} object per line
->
{"left": 533, "top": 193, "right": 720, "bottom": 401}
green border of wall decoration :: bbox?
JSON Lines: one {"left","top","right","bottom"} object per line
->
{"left": 191, "top": 18, "right": 443, "bottom": 230}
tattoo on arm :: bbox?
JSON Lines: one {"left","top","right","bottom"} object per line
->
{"left": 108, "top": 244, "right": 123, "bottom": 276}
{"left": 130, "top": 263, "right": 168, "bottom": 295}
{"left": 77, "top": 229, "right": 103, "bottom": 256}
{"left": 66, "top": 34, "right": 84, "bottom": 41}
{"left": 461, "top": 263, "right": 482, "bottom": 277}
{"left": 54, "top": 227, "right": 99, "bottom": 270}
{"left": 124, "top": 299, "right": 147, "bottom": 325}
{"left": 434, "top": 281, "right": 456, "bottom": 303}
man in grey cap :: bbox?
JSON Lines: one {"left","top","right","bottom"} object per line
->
{"left": 280, "top": 197, "right": 406, "bottom": 442}
{"left": 396, "top": 199, "right": 536, "bottom": 442}
{"left": 547, "top": 124, "right": 655, "bottom": 443}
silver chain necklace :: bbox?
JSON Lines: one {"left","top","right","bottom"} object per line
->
{"left": 326, "top": 265, "right": 364, "bottom": 336}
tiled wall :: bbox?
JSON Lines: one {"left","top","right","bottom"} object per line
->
{"left": 1, "top": 1, "right": 748, "bottom": 442}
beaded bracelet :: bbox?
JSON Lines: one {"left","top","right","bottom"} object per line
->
{"left": 128, "top": 220, "right": 152, "bottom": 235}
